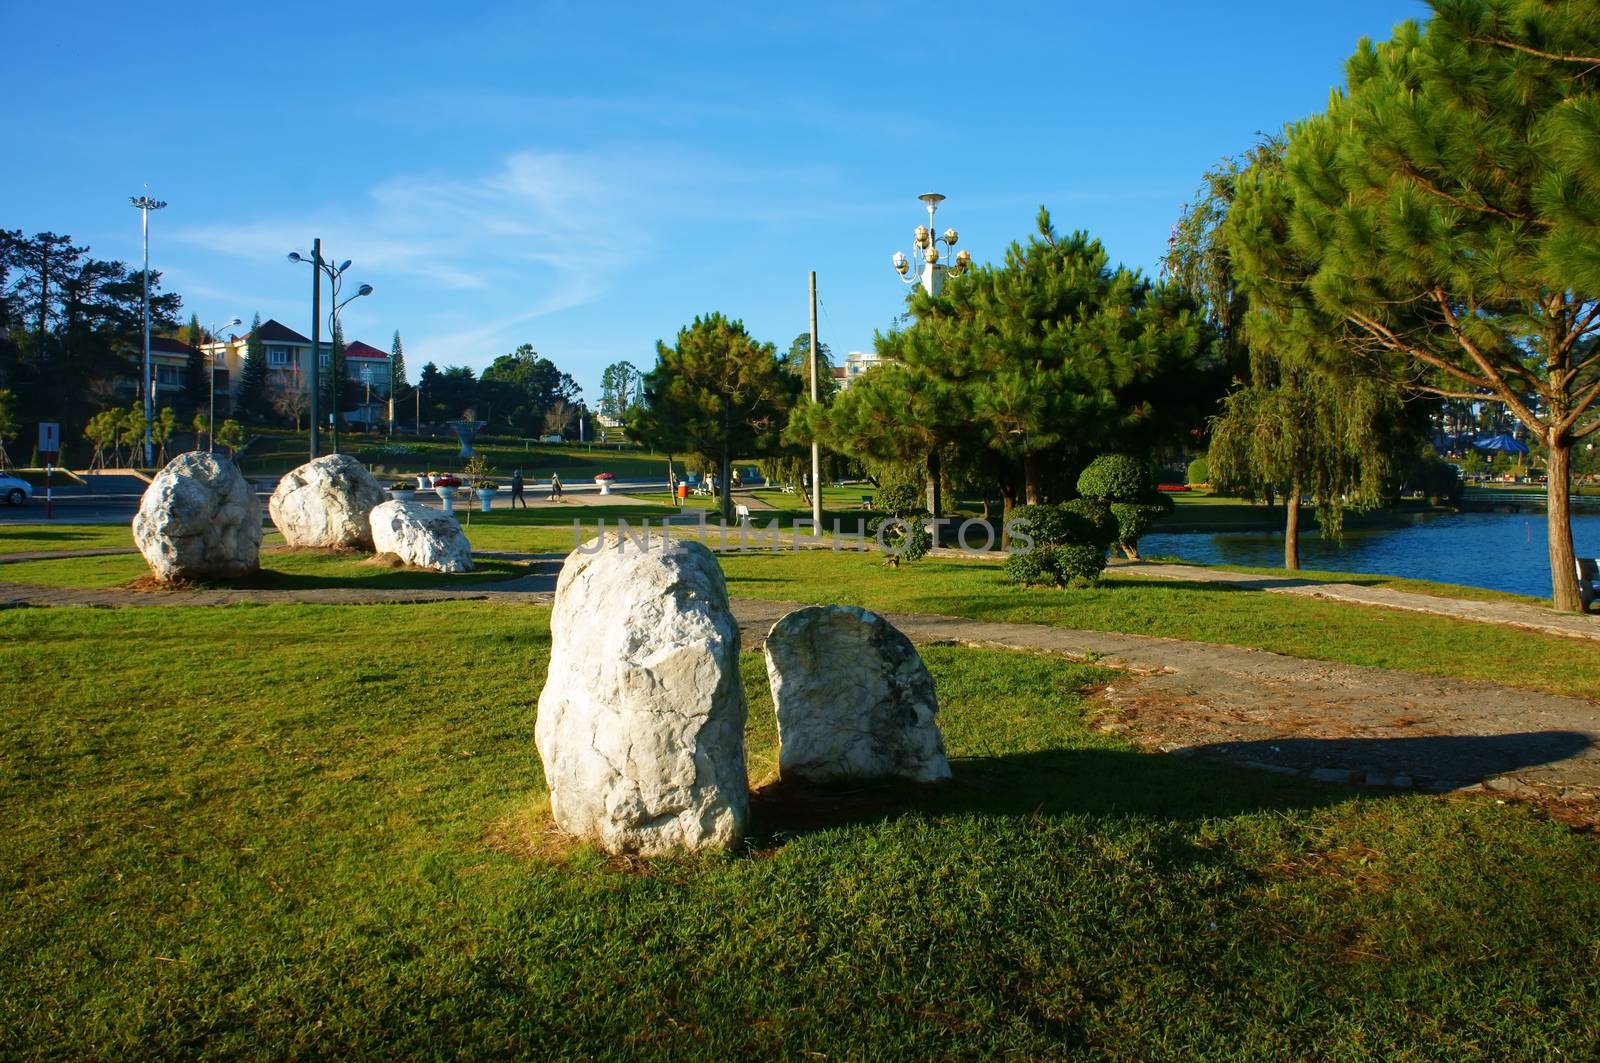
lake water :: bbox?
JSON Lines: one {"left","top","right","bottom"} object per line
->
{"left": 1140, "top": 511, "right": 1600, "bottom": 599}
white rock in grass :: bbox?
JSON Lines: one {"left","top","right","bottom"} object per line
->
{"left": 269, "top": 454, "right": 388, "bottom": 549}
{"left": 536, "top": 535, "right": 748, "bottom": 854}
{"left": 368, "top": 500, "right": 473, "bottom": 573}
{"left": 765, "top": 605, "right": 950, "bottom": 783}
{"left": 132, "top": 451, "right": 262, "bottom": 582}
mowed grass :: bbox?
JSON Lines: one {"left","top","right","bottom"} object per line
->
{"left": 712, "top": 549, "right": 1600, "bottom": 701}
{"left": 2, "top": 602, "right": 1597, "bottom": 1059}
{"left": 0, "top": 547, "right": 531, "bottom": 590}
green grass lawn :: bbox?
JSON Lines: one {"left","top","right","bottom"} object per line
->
{"left": 2, "top": 602, "right": 1596, "bottom": 1058}
{"left": 0, "top": 547, "right": 530, "bottom": 590}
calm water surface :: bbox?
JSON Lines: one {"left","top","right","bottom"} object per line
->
{"left": 1140, "top": 511, "right": 1600, "bottom": 599}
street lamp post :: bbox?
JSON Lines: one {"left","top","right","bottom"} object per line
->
{"left": 130, "top": 193, "right": 168, "bottom": 466}
{"left": 891, "top": 192, "right": 971, "bottom": 297}
{"left": 206, "top": 317, "right": 243, "bottom": 453}
{"left": 327, "top": 281, "right": 375, "bottom": 453}
{"left": 289, "top": 247, "right": 371, "bottom": 459}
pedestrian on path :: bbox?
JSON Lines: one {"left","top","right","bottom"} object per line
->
{"left": 511, "top": 468, "right": 527, "bottom": 508}
{"left": 550, "top": 471, "right": 563, "bottom": 502}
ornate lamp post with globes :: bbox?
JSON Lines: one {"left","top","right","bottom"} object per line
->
{"left": 891, "top": 192, "right": 972, "bottom": 297}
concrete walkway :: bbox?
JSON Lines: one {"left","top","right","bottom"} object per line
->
{"left": 1108, "top": 559, "right": 1600, "bottom": 643}
{"left": 2, "top": 558, "right": 1597, "bottom": 815}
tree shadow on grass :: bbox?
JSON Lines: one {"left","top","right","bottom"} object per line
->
{"left": 1187, "top": 731, "right": 1595, "bottom": 789}
{"left": 745, "top": 730, "right": 1595, "bottom": 848}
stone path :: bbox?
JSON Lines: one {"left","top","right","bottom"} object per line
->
{"left": 4, "top": 549, "right": 1597, "bottom": 816}
{"left": 1108, "top": 559, "right": 1600, "bottom": 643}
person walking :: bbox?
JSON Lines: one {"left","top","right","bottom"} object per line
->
{"left": 550, "top": 471, "right": 563, "bottom": 502}
{"left": 511, "top": 467, "right": 527, "bottom": 509}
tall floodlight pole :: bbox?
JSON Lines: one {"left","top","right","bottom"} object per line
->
{"left": 130, "top": 194, "right": 168, "bottom": 467}
{"left": 891, "top": 192, "right": 971, "bottom": 297}
{"left": 808, "top": 271, "right": 822, "bottom": 527}
{"left": 206, "top": 317, "right": 243, "bottom": 453}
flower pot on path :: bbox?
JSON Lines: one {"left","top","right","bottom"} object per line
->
{"left": 435, "top": 485, "right": 458, "bottom": 515}
{"left": 476, "top": 488, "right": 495, "bottom": 513}
{"left": 391, "top": 488, "right": 416, "bottom": 503}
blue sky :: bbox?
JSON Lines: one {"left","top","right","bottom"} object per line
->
{"left": 4, "top": 0, "right": 1428, "bottom": 401}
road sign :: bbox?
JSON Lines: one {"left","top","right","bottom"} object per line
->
{"left": 39, "top": 422, "right": 59, "bottom": 454}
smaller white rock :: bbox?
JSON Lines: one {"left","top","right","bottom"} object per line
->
{"left": 765, "top": 605, "right": 951, "bottom": 784}
{"left": 270, "top": 454, "right": 388, "bottom": 549}
{"left": 368, "top": 500, "right": 474, "bottom": 572}
{"left": 133, "top": 451, "right": 262, "bottom": 582}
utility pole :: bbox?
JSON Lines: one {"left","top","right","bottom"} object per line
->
{"left": 308, "top": 237, "right": 322, "bottom": 459}
{"left": 809, "top": 270, "right": 822, "bottom": 528}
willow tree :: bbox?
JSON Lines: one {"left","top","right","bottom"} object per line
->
{"left": 1169, "top": 142, "right": 1416, "bottom": 570}
{"left": 1236, "top": 1, "right": 1600, "bottom": 610}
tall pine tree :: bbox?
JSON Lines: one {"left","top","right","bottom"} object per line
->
{"left": 390, "top": 330, "right": 406, "bottom": 391}
{"left": 631, "top": 313, "right": 800, "bottom": 524}
{"left": 180, "top": 313, "right": 206, "bottom": 416}
{"left": 236, "top": 313, "right": 268, "bottom": 422}
{"left": 1234, "top": 1, "right": 1600, "bottom": 610}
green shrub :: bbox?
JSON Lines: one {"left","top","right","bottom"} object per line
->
{"left": 1004, "top": 542, "right": 1107, "bottom": 588}
{"left": 1059, "top": 498, "right": 1117, "bottom": 549}
{"left": 1076, "top": 453, "right": 1149, "bottom": 502}
{"left": 869, "top": 477, "right": 930, "bottom": 567}
{"left": 1077, "top": 453, "right": 1170, "bottom": 558}
{"left": 1186, "top": 456, "right": 1210, "bottom": 486}
{"left": 1051, "top": 542, "right": 1109, "bottom": 586}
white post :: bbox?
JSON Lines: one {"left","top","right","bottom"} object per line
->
{"left": 141, "top": 206, "right": 152, "bottom": 467}
{"left": 809, "top": 270, "right": 822, "bottom": 527}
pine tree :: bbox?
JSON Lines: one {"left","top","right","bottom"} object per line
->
{"left": 181, "top": 313, "right": 206, "bottom": 416}
{"left": 390, "top": 330, "right": 407, "bottom": 391}
{"left": 321, "top": 321, "right": 347, "bottom": 426}
{"left": 1235, "top": 2, "right": 1600, "bottom": 609}
{"left": 236, "top": 313, "right": 268, "bottom": 422}
{"left": 630, "top": 313, "right": 800, "bottom": 524}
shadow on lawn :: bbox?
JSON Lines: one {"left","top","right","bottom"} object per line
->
{"left": 1189, "top": 730, "right": 1595, "bottom": 787}
{"left": 746, "top": 745, "right": 1343, "bottom": 846}
{"left": 746, "top": 730, "right": 1595, "bottom": 847}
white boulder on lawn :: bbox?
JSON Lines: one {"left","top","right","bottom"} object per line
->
{"left": 132, "top": 451, "right": 262, "bottom": 582}
{"left": 536, "top": 535, "right": 748, "bottom": 854}
{"left": 269, "top": 454, "right": 388, "bottom": 549}
{"left": 764, "top": 605, "right": 951, "bottom": 783}
{"left": 368, "top": 500, "right": 474, "bottom": 572}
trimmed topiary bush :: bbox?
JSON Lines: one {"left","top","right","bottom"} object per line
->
{"left": 1076, "top": 453, "right": 1173, "bottom": 559}
{"left": 1186, "top": 456, "right": 1210, "bottom": 487}
{"left": 1003, "top": 500, "right": 1111, "bottom": 588}
{"left": 868, "top": 480, "right": 930, "bottom": 567}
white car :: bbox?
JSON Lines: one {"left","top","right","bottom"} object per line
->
{"left": 0, "top": 473, "right": 33, "bottom": 506}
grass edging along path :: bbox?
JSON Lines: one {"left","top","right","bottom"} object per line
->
{"left": 3, "top": 601, "right": 1598, "bottom": 1058}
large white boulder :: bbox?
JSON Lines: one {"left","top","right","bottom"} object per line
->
{"left": 764, "top": 605, "right": 951, "bottom": 784}
{"left": 269, "top": 454, "right": 388, "bottom": 549}
{"left": 536, "top": 535, "right": 748, "bottom": 854}
{"left": 132, "top": 451, "right": 262, "bottom": 583}
{"left": 368, "top": 500, "right": 473, "bottom": 572}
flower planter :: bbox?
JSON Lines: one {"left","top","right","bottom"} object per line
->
{"left": 435, "top": 484, "right": 458, "bottom": 514}
{"left": 594, "top": 477, "right": 613, "bottom": 496}
{"left": 476, "top": 488, "right": 496, "bottom": 512}
{"left": 416, "top": 475, "right": 432, "bottom": 490}
{"left": 390, "top": 489, "right": 416, "bottom": 503}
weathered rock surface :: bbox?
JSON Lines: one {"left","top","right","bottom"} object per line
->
{"left": 367, "top": 500, "right": 473, "bottom": 573}
{"left": 132, "top": 452, "right": 262, "bottom": 582}
{"left": 765, "top": 605, "right": 951, "bottom": 783}
{"left": 269, "top": 454, "right": 388, "bottom": 549}
{"left": 536, "top": 535, "right": 748, "bottom": 854}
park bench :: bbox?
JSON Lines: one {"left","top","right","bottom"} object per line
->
{"left": 1580, "top": 557, "right": 1598, "bottom": 613}
{"left": 860, "top": 495, "right": 875, "bottom": 510}
{"left": 735, "top": 504, "right": 751, "bottom": 523}
{"left": 780, "top": 482, "right": 796, "bottom": 494}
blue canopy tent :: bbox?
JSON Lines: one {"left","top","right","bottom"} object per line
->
{"left": 1473, "top": 433, "right": 1530, "bottom": 456}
